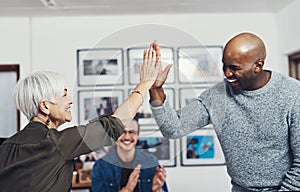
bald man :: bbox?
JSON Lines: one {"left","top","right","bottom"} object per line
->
{"left": 149, "top": 33, "right": 300, "bottom": 191}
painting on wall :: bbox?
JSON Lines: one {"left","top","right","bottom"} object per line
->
{"left": 77, "top": 48, "right": 124, "bottom": 86}
{"left": 137, "top": 126, "right": 176, "bottom": 167}
{"left": 127, "top": 46, "right": 175, "bottom": 85}
{"left": 179, "top": 87, "right": 209, "bottom": 108}
{"left": 177, "top": 46, "right": 223, "bottom": 84}
{"left": 128, "top": 88, "right": 175, "bottom": 125}
{"left": 180, "top": 125, "right": 225, "bottom": 166}
{"left": 78, "top": 168, "right": 92, "bottom": 184}
{"left": 179, "top": 87, "right": 225, "bottom": 166}
{"left": 78, "top": 89, "right": 124, "bottom": 124}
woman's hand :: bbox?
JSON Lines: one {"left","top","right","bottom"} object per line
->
{"left": 139, "top": 43, "right": 160, "bottom": 89}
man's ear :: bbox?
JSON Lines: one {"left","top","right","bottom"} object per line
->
{"left": 38, "top": 101, "right": 50, "bottom": 115}
{"left": 254, "top": 60, "right": 264, "bottom": 73}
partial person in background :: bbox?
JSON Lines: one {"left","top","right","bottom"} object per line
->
{"left": 0, "top": 44, "right": 160, "bottom": 191}
{"left": 149, "top": 34, "right": 300, "bottom": 191}
{"left": 92, "top": 116, "right": 168, "bottom": 192}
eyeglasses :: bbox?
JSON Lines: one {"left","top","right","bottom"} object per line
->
{"left": 123, "top": 130, "right": 138, "bottom": 136}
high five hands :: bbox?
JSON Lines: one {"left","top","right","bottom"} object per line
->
{"left": 121, "top": 165, "right": 141, "bottom": 192}
{"left": 139, "top": 42, "right": 160, "bottom": 88}
{"left": 145, "top": 41, "right": 173, "bottom": 107}
{"left": 149, "top": 41, "right": 173, "bottom": 89}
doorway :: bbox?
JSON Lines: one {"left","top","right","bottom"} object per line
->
{"left": 0, "top": 64, "right": 20, "bottom": 137}
{"left": 288, "top": 51, "right": 300, "bottom": 80}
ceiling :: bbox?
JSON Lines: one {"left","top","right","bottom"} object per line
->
{"left": 0, "top": 0, "right": 295, "bottom": 17}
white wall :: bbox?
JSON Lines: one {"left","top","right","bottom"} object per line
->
{"left": 0, "top": 12, "right": 291, "bottom": 192}
{"left": 0, "top": 18, "right": 32, "bottom": 130}
{"left": 0, "top": 18, "right": 31, "bottom": 68}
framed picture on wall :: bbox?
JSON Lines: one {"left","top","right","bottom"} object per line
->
{"left": 127, "top": 46, "right": 175, "bottom": 85}
{"left": 78, "top": 89, "right": 124, "bottom": 124}
{"left": 180, "top": 125, "right": 225, "bottom": 166}
{"left": 179, "top": 87, "right": 209, "bottom": 108}
{"left": 128, "top": 88, "right": 175, "bottom": 125}
{"left": 177, "top": 46, "right": 223, "bottom": 84}
{"left": 77, "top": 48, "right": 124, "bottom": 86}
{"left": 0, "top": 64, "right": 20, "bottom": 137}
{"left": 137, "top": 127, "right": 176, "bottom": 167}
{"left": 78, "top": 168, "right": 92, "bottom": 184}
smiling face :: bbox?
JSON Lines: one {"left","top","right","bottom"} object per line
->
{"left": 222, "top": 33, "right": 266, "bottom": 91}
{"left": 46, "top": 88, "right": 73, "bottom": 128}
{"left": 116, "top": 119, "right": 139, "bottom": 153}
{"left": 222, "top": 50, "right": 261, "bottom": 91}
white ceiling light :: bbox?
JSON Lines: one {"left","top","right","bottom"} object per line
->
{"left": 40, "top": 0, "right": 57, "bottom": 7}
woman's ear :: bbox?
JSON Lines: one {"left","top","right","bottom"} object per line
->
{"left": 38, "top": 101, "right": 50, "bottom": 115}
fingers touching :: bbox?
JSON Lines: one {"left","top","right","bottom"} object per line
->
{"left": 123, "top": 164, "right": 141, "bottom": 192}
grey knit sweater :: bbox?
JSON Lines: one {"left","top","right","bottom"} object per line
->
{"left": 151, "top": 71, "right": 300, "bottom": 191}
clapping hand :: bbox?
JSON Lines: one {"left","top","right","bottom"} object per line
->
{"left": 121, "top": 164, "right": 141, "bottom": 192}
{"left": 152, "top": 166, "right": 167, "bottom": 192}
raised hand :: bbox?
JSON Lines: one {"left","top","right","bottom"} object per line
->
{"left": 138, "top": 43, "right": 160, "bottom": 89}
{"left": 121, "top": 164, "right": 141, "bottom": 192}
{"left": 150, "top": 41, "right": 173, "bottom": 89}
{"left": 152, "top": 166, "right": 167, "bottom": 192}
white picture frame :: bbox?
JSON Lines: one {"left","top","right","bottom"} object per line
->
{"left": 177, "top": 46, "right": 223, "bottom": 84}
{"left": 128, "top": 88, "right": 175, "bottom": 125}
{"left": 137, "top": 127, "right": 176, "bottom": 167}
{"left": 180, "top": 126, "right": 225, "bottom": 166}
{"left": 77, "top": 48, "right": 124, "bottom": 86}
{"left": 127, "top": 46, "right": 175, "bottom": 85}
{"left": 78, "top": 89, "right": 124, "bottom": 124}
{"left": 179, "top": 87, "right": 208, "bottom": 108}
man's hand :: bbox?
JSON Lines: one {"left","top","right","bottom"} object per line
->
{"left": 147, "top": 41, "right": 172, "bottom": 106}
{"left": 121, "top": 164, "right": 141, "bottom": 192}
{"left": 150, "top": 41, "right": 173, "bottom": 89}
{"left": 152, "top": 166, "right": 167, "bottom": 192}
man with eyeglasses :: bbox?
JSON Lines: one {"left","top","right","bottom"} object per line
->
{"left": 91, "top": 117, "right": 168, "bottom": 192}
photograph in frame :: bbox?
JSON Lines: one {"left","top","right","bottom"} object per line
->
{"left": 128, "top": 88, "right": 175, "bottom": 125}
{"left": 137, "top": 126, "right": 176, "bottom": 167}
{"left": 127, "top": 46, "right": 175, "bottom": 85}
{"left": 180, "top": 126, "right": 225, "bottom": 166}
{"left": 77, "top": 48, "right": 124, "bottom": 86}
{"left": 179, "top": 87, "right": 225, "bottom": 166}
{"left": 177, "top": 46, "right": 223, "bottom": 84}
{"left": 77, "top": 145, "right": 115, "bottom": 172}
{"left": 78, "top": 89, "right": 124, "bottom": 124}
{"left": 78, "top": 168, "right": 92, "bottom": 184}
{"left": 179, "top": 87, "right": 208, "bottom": 108}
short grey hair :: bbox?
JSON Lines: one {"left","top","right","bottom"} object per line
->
{"left": 14, "top": 71, "right": 65, "bottom": 120}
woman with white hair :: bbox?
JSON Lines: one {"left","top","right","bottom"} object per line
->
{"left": 0, "top": 43, "right": 162, "bottom": 192}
